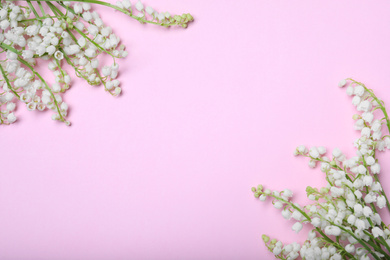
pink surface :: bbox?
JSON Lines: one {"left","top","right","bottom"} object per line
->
{"left": 1, "top": 1, "right": 390, "bottom": 259}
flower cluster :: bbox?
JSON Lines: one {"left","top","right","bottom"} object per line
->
{"left": 252, "top": 79, "right": 390, "bottom": 260}
{"left": 0, "top": 0, "right": 193, "bottom": 125}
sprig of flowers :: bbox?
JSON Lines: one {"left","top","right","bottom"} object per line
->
{"left": 0, "top": 0, "right": 193, "bottom": 125}
{"left": 252, "top": 79, "right": 390, "bottom": 260}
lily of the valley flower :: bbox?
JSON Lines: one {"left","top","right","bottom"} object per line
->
{"left": 252, "top": 79, "right": 390, "bottom": 260}
{"left": 0, "top": 1, "right": 193, "bottom": 125}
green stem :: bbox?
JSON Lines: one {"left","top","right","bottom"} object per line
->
{"left": 363, "top": 225, "right": 389, "bottom": 255}
{"left": 37, "top": 1, "right": 46, "bottom": 16}
{"left": 20, "top": 15, "right": 57, "bottom": 22}
{"left": 0, "top": 64, "right": 20, "bottom": 99}
{"left": 0, "top": 42, "right": 21, "bottom": 55}
{"left": 27, "top": 0, "right": 40, "bottom": 18}
{"left": 378, "top": 236, "right": 390, "bottom": 253}
{"left": 18, "top": 0, "right": 186, "bottom": 27}
{"left": 362, "top": 229, "right": 390, "bottom": 258}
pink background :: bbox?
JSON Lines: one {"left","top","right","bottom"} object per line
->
{"left": 1, "top": 0, "right": 390, "bottom": 259}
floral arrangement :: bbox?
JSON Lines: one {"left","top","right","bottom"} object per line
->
{"left": 0, "top": 0, "right": 193, "bottom": 125}
{"left": 252, "top": 79, "right": 390, "bottom": 260}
